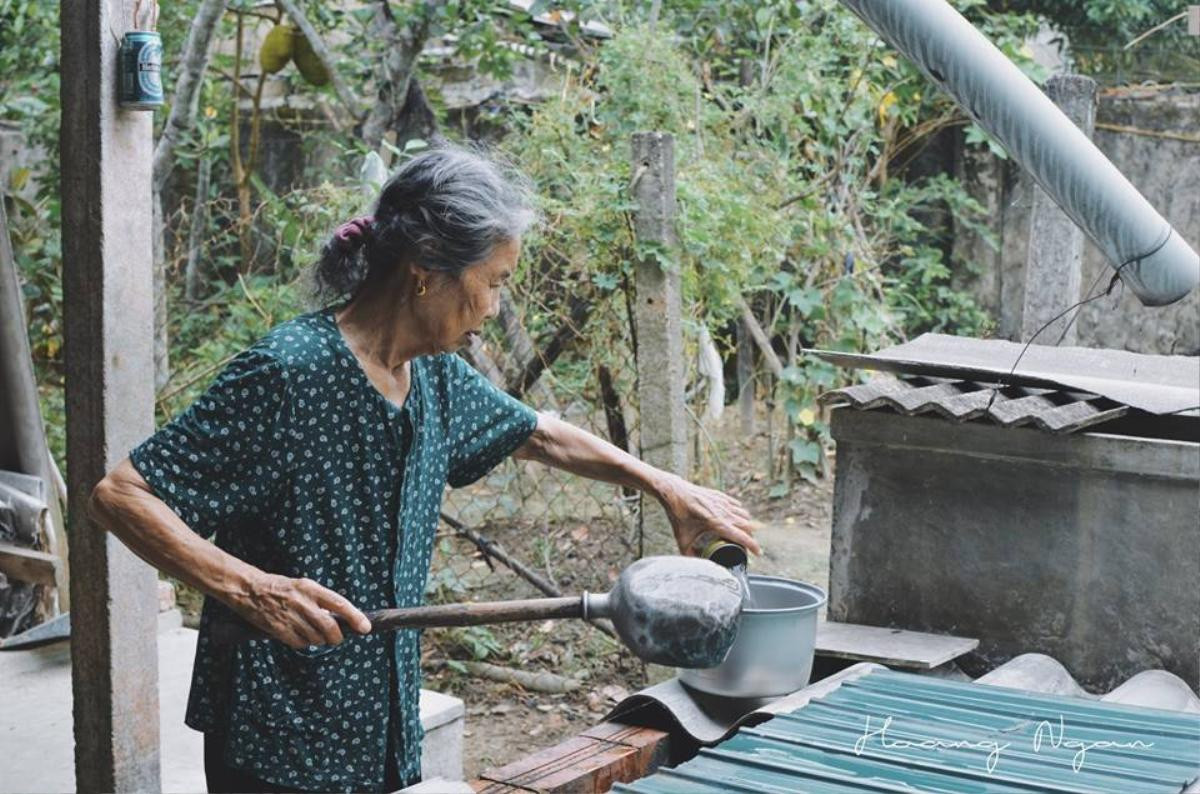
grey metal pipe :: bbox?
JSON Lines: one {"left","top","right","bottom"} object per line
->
{"left": 838, "top": 0, "right": 1199, "bottom": 307}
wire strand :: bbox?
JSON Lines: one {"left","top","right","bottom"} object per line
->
{"left": 986, "top": 228, "right": 1175, "bottom": 411}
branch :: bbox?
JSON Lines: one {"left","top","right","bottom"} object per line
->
{"left": 438, "top": 512, "right": 616, "bottom": 639}
{"left": 1124, "top": 11, "right": 1187, "bottom": 50}
{"left": 274, "top": 0, "right": 363, "bottom": 121}
{"left": 428, "top": 660, "right": 582, "bottom": 693}
{"left": 152, "top": 0, "right": 226, "bottom": 192}
{"left": 736, "top": 296, "right": 784, "bottom": 378}
{"left": 506, "top": 293, "right": 594, "bottom": 399}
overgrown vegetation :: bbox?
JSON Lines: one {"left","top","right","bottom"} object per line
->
{"left": 1, "top": 0, "right": 1163, "bottom": 487}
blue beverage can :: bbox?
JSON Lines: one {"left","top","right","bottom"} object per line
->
{"left": 118, "top": 31, "right": 164, "bottom": 110}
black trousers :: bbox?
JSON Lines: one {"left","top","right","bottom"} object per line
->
{"left": 203, "top": 732, "right": 416, "bottom": 793}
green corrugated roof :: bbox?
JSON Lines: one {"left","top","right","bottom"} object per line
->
{"left": 613, "top": 668, "right": 1200, "bottom": 793}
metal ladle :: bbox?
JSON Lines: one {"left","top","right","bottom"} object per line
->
{"left": 212, "top": 556, "right": 744, "bottom": 668}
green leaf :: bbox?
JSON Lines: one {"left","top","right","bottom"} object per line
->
{"left": 592, "top": 272, "right": 619, "bottom": 291}
{"left": 787, "top": 286, "right": 822, "bottom": 315}
{"left": 789, "top": 438, "right": 822, "bottom": 466}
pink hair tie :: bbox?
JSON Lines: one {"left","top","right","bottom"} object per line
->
{"left": 333, "top": 215, "right": 374, "bottom": 246}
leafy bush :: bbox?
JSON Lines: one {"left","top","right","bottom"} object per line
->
{"left": 2, "top": 0, "right": 1052, "bottom": 487}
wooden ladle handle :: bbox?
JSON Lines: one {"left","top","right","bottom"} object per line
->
{"left": 210, "top": 596, "right": 584, "bottom": 646}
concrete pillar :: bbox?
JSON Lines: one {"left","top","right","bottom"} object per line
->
{"left": 1021, "top": 74, "right": 1097, "bottom": 345}
{"left": 61, "top": 0, "right": 162, "bottom": 790}
{"left": 631, "top": 132, "right": 687, "bottom": 556}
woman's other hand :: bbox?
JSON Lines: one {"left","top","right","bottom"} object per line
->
{"left": 657, "top": 474, "right": 762, "bottom": 557}
{"left": 233, "top": 573, "right": 373, "bottom": 649}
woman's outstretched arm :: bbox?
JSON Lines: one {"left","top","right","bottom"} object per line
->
{"left": 512, "top": 412, "right": 760, "bottom": 555}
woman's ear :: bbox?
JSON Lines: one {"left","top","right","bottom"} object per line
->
{"left": 409, "top": 264, "right": 434, "bottom": 283}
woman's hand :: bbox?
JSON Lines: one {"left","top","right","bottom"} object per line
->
{"left": 657, "top": 474, "right": 762, "bottom": 557}
{"left": 232, "top": 573, "right": 373, "bottom": 649}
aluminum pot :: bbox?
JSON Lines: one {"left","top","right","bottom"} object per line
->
{"left": 678, "top": 575, "right": 826, "bottom": 699}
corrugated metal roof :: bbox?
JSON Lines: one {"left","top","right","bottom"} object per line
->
{"left": 820, "top": 375, "right": 1130, "bottom": 434}
{"left": 812, "top": 333, "right": 1200, "bottom": 416}
{"left": 613, "top": 668, "right": 1200, "bottom": 793}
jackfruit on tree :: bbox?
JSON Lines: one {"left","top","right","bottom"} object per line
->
{"left": 293, "top": 34, "right": 330, "bottom": 86}
{"left": 259, "top": 24, "right": 296, "bottom": 74}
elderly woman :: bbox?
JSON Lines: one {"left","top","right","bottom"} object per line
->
{"left": 88, "top": 146, "right": 758, "bottom": 793}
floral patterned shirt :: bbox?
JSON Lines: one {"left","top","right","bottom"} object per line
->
{"left": 128, "top": 306, "right": 538, "bottom": 792}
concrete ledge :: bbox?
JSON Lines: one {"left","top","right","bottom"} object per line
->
{"left": 420, "top": 688, "right": 465, "bottom": 782}
{"left": 832, "top": 408, "right": 1200, "bottom": 480}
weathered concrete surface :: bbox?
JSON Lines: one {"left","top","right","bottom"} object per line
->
{"left": 1021, "top": 75, "right": 1096, "bottom": 345}
{"left": 0, "top": 615, "right": 202, "bottom": 794}
{"left": 828, "top": 408, "right": 1200, "bottom": 693}
{"left": 0, "top": 619, "right": 467, "bottom": 792}
{"left": 60, "top": 0, "right": 162, "bottom": 790}
{"left": 954, "top": 89, "right": 1200, "bottom": 354}
{"left": 631, "top": 132, "right": 688, "bottom": 556}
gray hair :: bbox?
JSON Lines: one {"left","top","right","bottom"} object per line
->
{"left": 314, "top": 143, "right": 537, "bottom": 303}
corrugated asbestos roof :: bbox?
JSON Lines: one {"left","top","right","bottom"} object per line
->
{"left": 820, "top": 376, "right": 1130, "bottom": 434}
{"left": 812, "top": 333, "right": 1200, "bottom": 416}
{"left": 613, "top": 667, "right": 1200, "bottom": 794}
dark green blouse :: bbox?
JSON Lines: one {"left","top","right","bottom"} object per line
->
{"left": 129, "top": 306, "right": 537, "bottom": 792}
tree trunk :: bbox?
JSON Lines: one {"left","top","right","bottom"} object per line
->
{"left": 461, "top": 335, "right": 505, "bottom": 387}
{"left": 152, "top": 0, "right": 226, "bottom": 192}
{"left": 184, "top": 154, "right": 212, "bottom": 302}
{"left": 736, "top": 296, "right": 783, "bottom": 378}
{"left": 149, "top": 0, "right": 225, "bottom": 391}
{"left": 152, "top": 196, "right": 169, "bottom": 391}
{"left": 498, "top": 289, "right": 559, "bottom": 410}
{"left": 362, "top": 3, "right": 435, "bottom": 150}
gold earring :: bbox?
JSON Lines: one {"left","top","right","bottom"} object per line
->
{"left": 416, "top": 281, "right": 427, "bottom": 297}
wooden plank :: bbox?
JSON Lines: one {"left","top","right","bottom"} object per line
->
{"left": 0, "top": 543, "right": 59, "bottom": 587}
{"left": 816, "top": 620, "right": 979, "bottom": 670}
{"left": 475, "top": 722, "right": 669, "bottom": 793}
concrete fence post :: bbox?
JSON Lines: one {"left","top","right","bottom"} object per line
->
{"left": 61, "top": 0, "right": 162, "bottom": 790}
{"left": 631, "top": 132, "right": 687, "bottom": 556}
{"left": 1021, "top": 74, "right": 1097, "bottom": 345}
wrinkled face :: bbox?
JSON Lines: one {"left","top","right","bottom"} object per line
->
{"left": 417, "top": 237, "right": 519, "bottom": 353}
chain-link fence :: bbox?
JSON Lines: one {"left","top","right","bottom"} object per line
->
{"left": 432, "top": 287, "right": 644, "bottom": 610}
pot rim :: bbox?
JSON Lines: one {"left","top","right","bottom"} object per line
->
{"left": 740, "top": 574, "right": 827, "bottom": 615}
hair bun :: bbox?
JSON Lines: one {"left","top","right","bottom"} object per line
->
{"left": 332, "top": 215, "right": 375, "bottom": 249}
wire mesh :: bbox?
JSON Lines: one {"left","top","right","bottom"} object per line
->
{"left": 432, "top": 290, "right": 644, "bottom": 607}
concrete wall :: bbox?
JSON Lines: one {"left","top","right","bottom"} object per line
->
{"left": 952, "top": 89, "right": 1200, "bottom": 355}
{"left": 828, "top": 407, "right": 1200, "bottom": 693}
